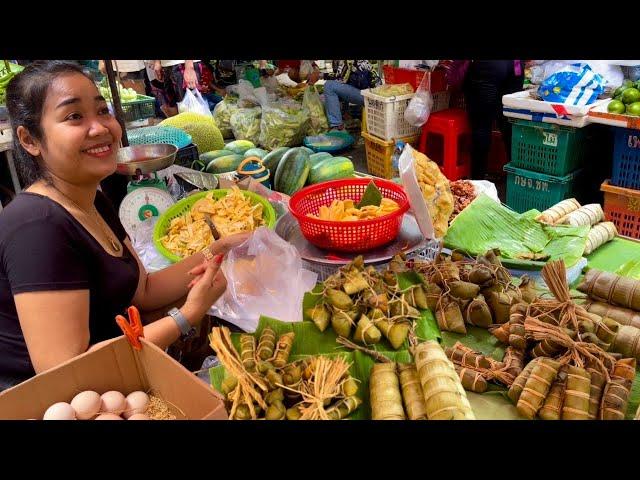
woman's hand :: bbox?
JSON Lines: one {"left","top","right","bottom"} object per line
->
{"left": 153, "top": 61, "right": 164, "bottom": 81}
{"left": 212, "top": 231, "right": 252, "bottom": 256}
{"left": 184, "top": 62, "right": 198, "bottom": 89}
{"left": 182, "top": 255, "right": 227, "bottom": 324}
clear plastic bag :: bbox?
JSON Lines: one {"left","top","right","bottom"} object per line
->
{"left": 230, "top": 107, "right": 262, "bottom": 145}
{"left": 259, "top": 99, "right": 310, "bottom": 150}
{"left": 212, "top": 96, "right": 239, "bottom": 138}
{"left": 302, "top": 85, "right": 329, "bottom": 135}
{"left": 177, "top": 88, "right": 213, "bottom": 118}
{"left": 210, "top": 227, "right": 318, "bottom": 332}
{"left": 404, "top": 72, "right": 434, "bottom": 127}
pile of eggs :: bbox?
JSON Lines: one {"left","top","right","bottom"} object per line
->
{"left": 43, "top": 390, "right": 150, "bottom": 420}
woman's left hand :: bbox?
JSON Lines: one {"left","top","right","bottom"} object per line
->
{"left": 184, "top": 66, "right": 198, "bottom": 89}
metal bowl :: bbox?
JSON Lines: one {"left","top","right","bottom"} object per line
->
{"left": 116, "top": 144, "right": 178, "bottom": 176}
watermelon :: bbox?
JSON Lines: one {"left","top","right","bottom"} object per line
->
{"left": 274, "top": 147, "right": 311, "bottom": 195}
{"left": 243, "top": 148, "right": 268, "bottom": 159}
{"left": 200, "top": 149, "right": 234, "bottom": 163}
{"left": 224, "top": 140, "right": 255, "bottom": 154}
{"left": 205, "top": 154, "right": 244, "bottom": 174}
{"left": 300, "top": 146, "right": 314, "bottom": 155}
{"left": 309, "top": 152, "right": 333, "bottom": 167}
{"left": 262, "top": 147, "right": 290, "bottom": 175}
{"left": 308, "top": 157, "right": 355, "bottom": 185}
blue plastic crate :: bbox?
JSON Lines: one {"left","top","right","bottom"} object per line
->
{"left": 611, "top": 127, "right": 640, "bottom": 190}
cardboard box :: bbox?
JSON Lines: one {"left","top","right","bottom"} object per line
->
{"left": 0, "top": 337, "right": 228, "bottom": 420}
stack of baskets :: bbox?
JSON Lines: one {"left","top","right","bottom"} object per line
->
{"left": 503, "top": 119, "right": 592, "bottom": 213}
{"left": 601, "top": 127, "right": 640, "bottom": 239}
{"left": 362, "top": 67, "right": 450, "bottom": 179}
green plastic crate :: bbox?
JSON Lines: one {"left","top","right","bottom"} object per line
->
{"left": 510, "top": 118, "right": 588, "bottom": 176}
{"left": 504, "top": 163, "right": 582, "bottom": 213}
{"left": 118, "top": 95, "right": 156, "bottom": 123}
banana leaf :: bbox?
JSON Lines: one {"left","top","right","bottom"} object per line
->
{"left": 444, "top": 194, "right": 589, "bottom": 268}
{"left": 616, "top": 258, "right": 640, "bottom": 280}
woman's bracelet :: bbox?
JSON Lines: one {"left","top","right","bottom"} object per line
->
{"left": 202, "top": 246, "right": 215, "bottom": 262}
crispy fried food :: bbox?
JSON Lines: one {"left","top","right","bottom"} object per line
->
{"left": 307, "top": 197, "right": 400, "bottom": 221}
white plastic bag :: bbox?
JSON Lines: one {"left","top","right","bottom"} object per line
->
{"left": 398, "top": 144, "right": 436, "bottom": 240}
{"left": 404, "top": 72, "right": 434, "bottom": 127}
{"left": 177, "top": 88, "right": 213, "bottom": 117}
{"left": 210, "top": 227, "right": 318, "bottom": 332}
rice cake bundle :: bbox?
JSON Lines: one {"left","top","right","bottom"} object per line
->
{"left": 516, "top": 358, "right": 561, "bottom": 419}
{"left": 599, "top": 358, "right": 636, "bottom": 420}
{"left": 539, "top": 366, "right": 567, "bottom": 420}
{"left": 578, "top": 269, "right": 640, "bottom": 312}
{"left": 536, "top": 198, "right": 581, "bottom": 225}
{"left": 397, "top": 364, "right": 428, "bottom": 420}
{"left": 413, "top": 341, "right": 475, "bottom": 420}
{"left": 561, "top": 365, "right": 591, "bottom": 420}
{"left": 583, "top": 222, "right": 617, "bottom": 255}
{"left": 611, "top": 325, "right": 640, "bottom": 361}
{"left": 560, "top": 203, "right": 604, "bottom": 227}
{"left": 585, "top": 301, "right": 640, "bottom": 330}
{"left": 370, "top": 363, "right": 406, "bottom": 420}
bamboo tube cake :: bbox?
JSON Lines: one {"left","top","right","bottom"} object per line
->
{"left": 413, "top": 341, "right": 475, "bottom": 420}
{"left": 397, "top": 364, "right": 428, "bottom": 420}
{"left": 578, "top": 270, "right": 640, "bottom": 312}
{"left": 583, "top": 222, "right": 617, "bottom": 255}
{"left": 585, "top": 301, "right": 640, "bottom": 330}
{"left": 536, "top": 198, "right": 581, "bottom": 224}
{"left": 370, "top": 363, "right": 406, "bottom": 420}
{"left": 560, "top": 204, "right": 604, "bottom": 227}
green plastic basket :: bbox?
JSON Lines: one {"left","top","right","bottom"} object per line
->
{"left": 118, "top": 95, "right": 156, "bottom": 123}
{"left": 509, "top": 119, "right": 588, "bottom": 176}
{"left": 504, "top": 163, "right": 582, "bottom": 213}
{"left": 153, "top": 189, "right": 277, "bottom": 263}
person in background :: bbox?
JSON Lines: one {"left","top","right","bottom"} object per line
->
{"left": 0, "top": 61, "right": 251, "bottom": 391}
{"left": 98, "top": 60, "right": 149, "bottom": 96}
{"left": 152, "top": 60, "right": 203, "bottom": 117}
{"left": 311, "top": 60, "right": 381, "bottom": 130}
{"left": 443, "top": 60, "right": 524, "bottom": 180}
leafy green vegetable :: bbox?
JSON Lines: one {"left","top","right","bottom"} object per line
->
{"left": 229, "top": 107, "right": 262, "bottom": 145}
{"left": 302, "top": 86, "right": 329, "bottom": 136}
{"left": 356, "top": 181, "right": 383, "bottom": 208}
{"left": 259, "top": 101, "right": 310, "bottom": 150}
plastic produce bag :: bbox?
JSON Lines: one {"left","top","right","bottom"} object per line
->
{"left": 177, "top": 88, "right": 213, "bottom": 117}
{"left": 259, "top": 99, "right": 310, "bottom": 150}
{"left": 538, "top": 63, "right": 605, "bottom": 106}
{"left": 211, "top": 227, "right": 318, "bottom": 332}
{"left": 212, "top": 96, "right": 239, "bottom": 138}
{"left": 302, "top": 86, "right": 329, "bottom": 135}
{"left": 404, "top": 72, "right": 434, "bottom": 127}
{"left": 230, "top": 107, "right": 262, "bottom": 145}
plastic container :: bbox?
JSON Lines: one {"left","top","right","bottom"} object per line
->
{"left": 382, "top": 66, "right": 447, "bottom": 92}
{"left": 288, "top": 178, "right": 410, "bottom": 252}
{"left": 174, "top": 143, "right": 199, "bottom": 167}
{"left": 361, "top": 89, "right": 420, "bottom": 140}
{"left": 509, "top": 118, "right": 588, "bottom": 176}
{"left": 153, "top": 189, "right": 277, "bottom": 262}
{"left": 504, "top": 163, "right": 582, "bottom": 213}
{"left": 127, "top": 126, "right": 193, "bottom": 150}
{"left": 601, "top": 179, "right": 640, "bottom": 239}
{"left": 117, "top": 95, "right": 156, "bottom": 123}
{"left": 611, "top": 127, "right": 640, "bottom": 190}
{"left": 362, "top": 131, "right": 420, "bottom": 179}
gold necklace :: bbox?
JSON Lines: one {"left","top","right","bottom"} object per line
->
{"left": 50, "top": 185, "right": 121, "bottom": 253}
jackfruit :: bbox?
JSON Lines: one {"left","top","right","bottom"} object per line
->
{"left": 159, "top": 112, "right": 224, "bottom": 154}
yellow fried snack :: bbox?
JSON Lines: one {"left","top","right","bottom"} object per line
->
{"left": 412, "top": 149, "right": 454, "bottom": 238}
{"left": 307, "top": 197, "right": 400, "bottom": 221}
{"left": 160, "top": 187, "right": 265, "bottom": 258}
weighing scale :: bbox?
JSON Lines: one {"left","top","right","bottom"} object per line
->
{"left": 116, "top": 144, "right": 177, "bottom": 237}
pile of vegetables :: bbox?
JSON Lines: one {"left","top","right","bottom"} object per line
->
{"left": 259, "top": 101, "right": 310, "bottom": 150}
{"left": 212, "top": 95, "right": 239, "bottom": 138}
{"left": 230, "top": 107, "right": 262, "bottom": 145}
{"left": 98, "top": 79, "right": 138, "bottom": 102}
{"left": 302, "top": 86, "right": 329, "bottom": 136}
{"left": 370, "top": 83, "right": 414, "bottom": 97}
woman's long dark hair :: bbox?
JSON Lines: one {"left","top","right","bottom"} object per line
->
{"left": 6, "top": 61, "right": 95, "bottom": 186}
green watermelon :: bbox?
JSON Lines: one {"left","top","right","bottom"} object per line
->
{"left": 200, "top": 149, "right": 234, "bottom": 163}
{"left": 224, "top": 140, "right": 255, "bottom": 154}
{"left": 262, "top": 147, "right": 290, "bottom": 175}
{"left": 308, "top": 157, "right": 355, "bottom": 185}
{"left": 243, "top": 148, "right": 269, "bottom": 159}
{"left": 309, "top": 152, "right": 333, "bottom": 168}
{"left": 205, "top": 154, "right": 244, "bottom": 174}
{"left": 274, "top": 147, "right": 311, "bottom": 195}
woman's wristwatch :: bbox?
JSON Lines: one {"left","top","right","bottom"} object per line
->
{"left": 168, "top": 307, "right": 197, "bottom": 340}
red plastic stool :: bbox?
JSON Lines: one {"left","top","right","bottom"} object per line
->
{"left": 418, "top": 108, "right": 472, "bottom": 181}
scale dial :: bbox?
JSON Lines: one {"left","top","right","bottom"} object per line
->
{"left": 118, "top": 187, "right": 175, "bottom": 238}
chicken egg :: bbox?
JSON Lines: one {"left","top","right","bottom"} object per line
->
{"left": 127, "top": 413, "right": 150, "bottom": 420}
{"left": 100, "top": 391, "right": 126, "bottom": 415}
{"left": 123, "top": 391, "right": 150, "bottom": 419}
{"left": 43, "top": 402, "right": 77, "bottom": 420}
{"left": 95, "top": 413, "right": 124, "bottom": 420}
{"left": 70, "top": 391, "right": 101, "bottom": 420}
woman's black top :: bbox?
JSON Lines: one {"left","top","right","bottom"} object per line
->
{"left": 0, "top": 191, "right": 140, "bottom": 390}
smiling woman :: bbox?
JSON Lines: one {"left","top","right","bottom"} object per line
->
{"left": 0, "top": 61, "right": 253, "bottom": 391}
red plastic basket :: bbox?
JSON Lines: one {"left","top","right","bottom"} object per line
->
{"left": 382, "top": 66, "right": 448, "bottom": 93}
{"left": 289, "top": 178, "right": 410, "bottom": 252}
{"left": 601, "top": 180, "right": 640, "bottom": 240}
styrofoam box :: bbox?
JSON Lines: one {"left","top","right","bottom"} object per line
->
{"left": 502, "top": 90, "right": 608, "bottom": 117}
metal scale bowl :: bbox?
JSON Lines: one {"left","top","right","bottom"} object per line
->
{"left": 116, "top": 144, "right": 178, "bottom": 237}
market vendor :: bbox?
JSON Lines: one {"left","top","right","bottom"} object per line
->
{"left": 0, "top": 61, "right": 250, "bottom": 391}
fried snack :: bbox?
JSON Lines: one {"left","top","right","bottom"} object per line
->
{"left": 160, "top": 187, "right": 265, "bottom": 258}
{"left": 307, "top": 198, "right": 400, "bottom": 222}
